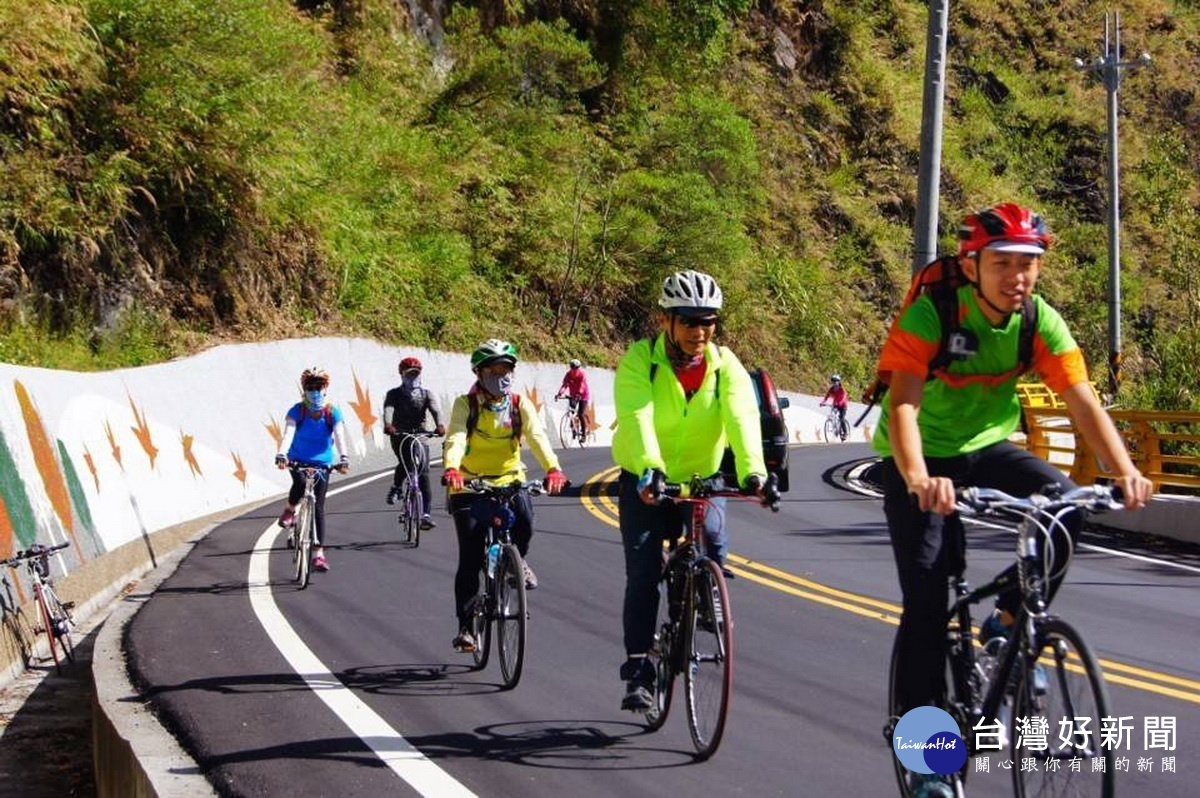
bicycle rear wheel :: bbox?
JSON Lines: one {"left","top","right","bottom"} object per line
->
{"left": 1011, "top": 617, "right": 1113, "bottom": 798}
{"left": 294, "top": 500, "right": 313, "bottom": 589}
{"left": 645, "top": 559, "right": 677, "bottom": 731}
{"left": 495, "top": 545, "right": 528, "bottom": 689}
{"left": 683, "top": 559, "right": 733, "bottom": 759}
{"left": 469, "top": 568, "right": 492, "bottom": 671}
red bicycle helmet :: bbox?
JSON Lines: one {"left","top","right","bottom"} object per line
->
{"left": 399, "top": 356, "right": 422, "bottom": 374}
{"left": 957, "top": 203, "right": 1052, "bottom": 256}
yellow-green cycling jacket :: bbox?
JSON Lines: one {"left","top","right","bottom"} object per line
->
{"left": 612, "top": 335, "right": 766, "bottom": 485}
{"left": 442, "top": 386, "right": 560, "bottom": 492}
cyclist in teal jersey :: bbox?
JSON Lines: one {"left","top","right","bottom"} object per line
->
{"left": 873, "top": 204, "right": 1153, "bottom": 798}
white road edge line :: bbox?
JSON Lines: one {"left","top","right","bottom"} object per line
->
{"left": 248, "top": 469, "right": 476, "bottom": 798}
{"left": 844, "top": 462, "right": 1200, "bottom": 575}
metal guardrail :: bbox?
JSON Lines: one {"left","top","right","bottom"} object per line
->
{"left": 1016, "top": 384, "right": 1200, "bottom": 494}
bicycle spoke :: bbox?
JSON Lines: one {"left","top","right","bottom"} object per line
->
{"left": 469, "top": 568, "right": 491, "bottom": 670}
{"left": 1010, "top": 619, "right": 1113, "bottom": 798}
{"left": 684, "top": 560, "right": 733, "bottom": 759}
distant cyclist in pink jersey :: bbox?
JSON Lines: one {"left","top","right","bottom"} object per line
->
{"left": 820, "top": 374, "right": 849, "bottom": 430}
{"left": 555, "top": 359, "right": 591, "bottom": 432}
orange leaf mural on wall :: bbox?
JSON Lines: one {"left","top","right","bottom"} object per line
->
{"left": 128, "top": 394, "right": 158, "bottom": 468}
{"left": 524, "top": 386, "right": 544, "bottom": 414}
{"left": 0, "top": 494, "right": 12, "bottom": 561}
{"left": 232, "top": 452, "right": 247, "bottom": 486}
{"left": 348, "top": 369, "right": 378, "bottom": 437}
{"left": 83, "top": 445, "right": 100, "bottom": 492}
{"left": 105, "top": 420, "right": 123, "bottom": 470}
{"left": 265, "top": 417, "right": 284, "bottom": 453}
{"left": 181, "top": 431, "right": 202, "bottom": 477}
{"left": 13, "top": 380, "right": 81, "bottom": 558}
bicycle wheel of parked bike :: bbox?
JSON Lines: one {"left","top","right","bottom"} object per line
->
{"left": 683, "top": 559, "right": 733, "bottom": 759}
{"left": 35, "top": 585, "right": 71, "bottom": 673}
{"left": 495, "top": 545, "right": 528, "bottom": 689}
{"left": 293, "top": 499, "right": 313, "bottom": 589}
{"left": 44, "top": 585, "right": 74, "bottom": 671}
{"left": 1012, "top": 618, "right": 1113, "bottom": 798}
{"left": 645, "top": 559, "right": 677, "bottom": 731}
{"left": 468, "top": 568, "right": 492, "bottom": 671}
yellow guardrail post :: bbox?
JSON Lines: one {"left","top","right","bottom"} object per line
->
{"left": 1017, "top": 384, "right": 1200, "bottom": 494}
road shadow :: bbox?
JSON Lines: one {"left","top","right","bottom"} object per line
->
{"left": 0, "top": 628, "right": 98, "bottom": 797}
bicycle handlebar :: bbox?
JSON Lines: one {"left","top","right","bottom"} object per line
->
{"left": 464, "top": 479, "right": 546, "bottom": 498}
{"left": 3, "top": 540, "right": 70, "bottom": 567}
{"left": 956, "top": 484, "right": 1124, "bottom": 518}
{"left": 656, "top": 472, "right": 781, "bottom": 512}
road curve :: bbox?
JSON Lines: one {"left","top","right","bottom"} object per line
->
{"left": 126, "top": 444, "right": 1200, "bottom": 797}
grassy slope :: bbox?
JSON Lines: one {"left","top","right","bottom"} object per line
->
{"left": 1, "top": 0, "right": 1197, "bottom": 408}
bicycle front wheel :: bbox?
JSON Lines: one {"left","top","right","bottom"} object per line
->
{"left": 294, "top": 500, "right": 313, "bottom": 589}
{"left": 1011, "top": 617, "right": 1114, "bottom": 798}
{"left": 823, "top": 417, "right": 837, "bottom": 443}
{"left": 683, "top": 559, "right": 733, "bottom": 759}
{"left": 35, "top": 586, "right": 63, "bottom": 673}
{"left": 495, "top": 545, "right": 528, "bottom": 689}
{"left": 400, "top": 483, "right": 419, "bottom": 546}
{"left": 645, "top": 558, "right": 677, "bottom": 731}
{"left": 558, "top": 412, "right": 572, "bottom": 449}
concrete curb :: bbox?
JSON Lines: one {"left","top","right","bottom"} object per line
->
{"left": 89, "top": 502, "right": 280, "bottom": 798}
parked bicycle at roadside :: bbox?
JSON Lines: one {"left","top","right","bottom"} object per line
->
{"left": 643, "top": 472, "right": 780, "bottom": 760}
{"left": 460, "top": 479, "right": 545, "bottom": 689}
{"left": 886, "top": 484, "right": 1125, "bottom": 798}
{"left": 2, "top": 541, "right": 75, "bottom": 673}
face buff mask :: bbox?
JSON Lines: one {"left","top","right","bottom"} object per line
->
{"left": 402, "top": 372, "right": 421, "bottom": 390}
{"left": 480, "top": 373, "right": 513, "bottom": 400}
{"left": 305, "top": 389, "right": 326, "bottom": 408}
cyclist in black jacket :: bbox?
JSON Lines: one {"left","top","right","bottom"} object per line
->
{"left": 383, "top": 356, "right": 445, "bottom": 529}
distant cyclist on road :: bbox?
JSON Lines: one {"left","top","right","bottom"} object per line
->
{"left": 275, "top": 367, "right": 351, "bottom": 572}
{"left": 441, "top": 339, "right": 569, "bottom": 653}
{"left": 612, "top": 269, "right": 767, "bottom": 712}
{"left": 872, "top": 203, "right": 1153, "bottom": 798}
{"left": 819, "top": 374, "right": 849, "bottom": 433}
{"left": 555, "top": 358, "right": 591, "bottom": 435}
{"left": 383, "top": 355, "right": 445, "bottom": 530}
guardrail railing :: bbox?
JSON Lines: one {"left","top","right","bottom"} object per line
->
{"left": 1017, "top": 384, "right": 1200, "bottom": 494}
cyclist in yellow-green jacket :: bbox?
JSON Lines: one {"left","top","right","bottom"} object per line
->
{"left": 612, "top": 269, "right": 767, "bottom": 712}
{"left": 442, "top": 339, "right": 568, "bottom": 654}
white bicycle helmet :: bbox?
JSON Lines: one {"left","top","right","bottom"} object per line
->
{"left": 658, "top": 270, "right": 723, "bottom": 314}
{"left": 569, "top": 359, "right": 582, "bottom": 369}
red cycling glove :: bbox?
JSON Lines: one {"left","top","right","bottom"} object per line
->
{"left": 442, "top": 467, "right": 464, "bottom": 490}
{"left": 544, "top": 468, "right": 568, "bottom": 495}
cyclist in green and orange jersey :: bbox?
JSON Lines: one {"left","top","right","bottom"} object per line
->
{"left": 873, "top": 203, "right": 1153, "bottom": 798}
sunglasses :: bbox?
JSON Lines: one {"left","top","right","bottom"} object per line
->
{"left": 677, "top": 315, "right": 719, "bottom": 329}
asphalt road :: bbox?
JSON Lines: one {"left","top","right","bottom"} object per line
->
{"left": 127, "top": 444, "right": 1200, "bottom": 796}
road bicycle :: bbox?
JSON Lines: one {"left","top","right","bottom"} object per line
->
{"left": 885, "top": 484, "right": 1124, "bottom": 798}
{"left": 2, "top": 541, "right": 75, "bottom": 674}
{"left": 392, "top": 431, "right": 438, "bottom": 547}
{"left": 285, "top": 461, "right": 333, "bottom": 590}
{"left": 461, "top": 479, "right": 546, "bottom": 689}
{"left": 644, "top": 472, "right": 781, "bottom": 760}
{"left": 557, "top": 397, "right": 591, "bottom": 448}
{"left": 822, "top": 404, "right": 849, "bottom": 442}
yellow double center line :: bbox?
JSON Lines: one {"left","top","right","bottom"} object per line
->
{"left": 580, "top": 468, "right": 1200, "bottom": 706}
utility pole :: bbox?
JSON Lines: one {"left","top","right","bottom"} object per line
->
{"left": 1075, "top": 11, "right": 1150, "bottom": 398}
{"left": 912, "top": 0, "right": 951, "bottom": 274}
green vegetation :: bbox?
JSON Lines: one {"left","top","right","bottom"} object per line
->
{"left": 1, "top": 0, "right": 1197, "bottom": 408}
